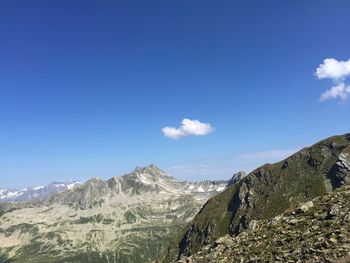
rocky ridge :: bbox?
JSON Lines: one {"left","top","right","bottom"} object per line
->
{"left": 178, "top": 184, "right": 350, "bottom": 263}
{"left": 43, "top": 165, "right": 233, "bottom": 209}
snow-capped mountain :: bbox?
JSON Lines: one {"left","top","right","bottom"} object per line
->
{"left": 44, "top": 165, "right": 245, "bottom": 208}
{"left": 0, "top": 167, "right": 246, "bottom": 205}
{"left": 0, "top": 181, "right": 82, "bottom": 203}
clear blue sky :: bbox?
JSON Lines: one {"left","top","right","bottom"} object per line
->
{"left": 1, "top": 0, "right": 350, "bottom": 188}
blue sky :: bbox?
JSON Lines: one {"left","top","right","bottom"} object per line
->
{"left": 1, "top": 0, "right": 350, "bottom": 188}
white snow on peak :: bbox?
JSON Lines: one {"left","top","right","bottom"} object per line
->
{"left": 53, "top": 183, "right": 66, "bottom": 188}
{"left": 139, "top": 173, "right": 152, "bottom": 185}
{"left": 217, "top": 186, "right": 226, "bottom": 192}
{"left": 197, "top": 186, "right": 205, "bottom": 193}
{"left": 33, "top": 186, "right": 44, "bottom": 191}
{"left": 67, "top": 182, "right": 82, "bottom": 190}
{"left": 6, "top": 191, "right": 23, "bottom": 198}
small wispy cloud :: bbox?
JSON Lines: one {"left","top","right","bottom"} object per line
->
{"left": 319, "top": 83, "right": 350, "bottom": 101}
{"left": 315, "top": 58, "right": 350, "bottom": 102}
{"left": 238, "top": 149, "right": 298, "bottom": 159}
{"left": 165, "top": 148, "right": 300, "bottom": 181}
{"left": 162, "top": 118, "right": 214, "bottom": 139}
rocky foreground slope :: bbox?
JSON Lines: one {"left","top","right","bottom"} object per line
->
{"left": 0, "top": 165, "right": 240, "bottom": 263}
{"left": 167, "top": 133, "right": 350, "bottom": 261}
{"left": 178, "top": 184, "right": 350, "bottom": 263}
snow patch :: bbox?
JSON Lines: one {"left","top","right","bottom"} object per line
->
{"left": 217, "top": 186, "right": 226, "bottom": 192}
{"left": 53, "top": 184, "right": 66, "bottom": 188}
{"left": 67, "top": 182, "right": 82, "bottom": 190}
{"left": 139, "top": 174, "right": 152, "bottom": 185}
{"left": 6, "top": 191, "right": 23, "bottom": 198}
{"left": 197, "top": 186, "right": 204, "bottom": 193}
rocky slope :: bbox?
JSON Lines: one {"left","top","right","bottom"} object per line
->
{"left": 168, "top": 133, "right": 350, "bottom": 261}
{"left": 0, "top": 165, "right": 239, "bottom": 263}
{"left": 178, "top": 184, "right": 350, "bottom": 263}
{"left": 0, "top": 182, "right": 82, "bottom": 203}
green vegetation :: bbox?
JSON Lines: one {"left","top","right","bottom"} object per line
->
{"left": 124, "top": 211, "right": 137, "bottom": 224}
{"left": 75, "top": 214, "right": 106, "bottom": 224}
{"left": 181, "top": 185, "right": 350, "bottom": 263}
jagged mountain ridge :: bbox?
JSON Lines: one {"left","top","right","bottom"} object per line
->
{"left": 168, "top": 133, "right": 350, "bottom": 261}
{"left": 0, "top": 181, "right": 82, "bottom": 203}
{"left": 0, "top": 165, "right": 243, "bottom": 263}
{"left": 43, "top": 165, "right": 240, "bottom": 209}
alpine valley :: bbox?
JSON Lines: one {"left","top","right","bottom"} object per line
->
{"left": 0, "top": 165, "right": 244, "bottom": 263}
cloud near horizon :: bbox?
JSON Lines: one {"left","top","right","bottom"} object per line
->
{"left": 162, "top": 118, "right": 214, "bottom": 139}
{"left": 238, "top": 149, "right": 298, "bottom": 159}
{"left": 165, "top": 148, "right": 300, "bottom": 181}
{"left": 315, "top": 58, "right": 350, "bottom": 101}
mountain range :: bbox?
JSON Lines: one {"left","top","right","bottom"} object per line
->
{"left": 0, "top": 165, "right": 243, "bottom": 263}
{"left": 1, "top": 133, "right": 350, "bottom": 263}
{"left": 0, "top": 182, "right": 82, "bottom": 203}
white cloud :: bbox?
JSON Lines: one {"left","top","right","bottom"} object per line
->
{"left": 315, "top": 58, "right": 350, "bottom": 102}
{"left": 315, "top": 58, "right": 350, "bottom": 81}
{"left": 165, "top": 148, "right": 301, "bottom": 181}
{"left": 320, "top": 82, "right": 350, "bottom": 101}
{"left": 162, "top": 118, "right": 214, "bottom": 139}
{"left": 238, "top": 149, "right": 298, "bottom": 160}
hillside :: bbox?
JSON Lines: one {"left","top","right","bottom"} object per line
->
{"left": 168, "top": 133, "right": 350, "bottom": 260}
{"left": 178, "top": 184, "right": 350, "bottom": 263}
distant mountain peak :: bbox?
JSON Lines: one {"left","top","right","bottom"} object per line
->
{"left": 132, "top": 165, "right": 174, "bottom": 181}
{"left": 227, "top": 171, "right": 247, "bottom": 186}
{"left": 0, "top": 181, "right": 82, "bottom": 203}
{"left": 42, "top": 164, "right": 237, "bottom": 209}
{"left": 86, "top": 177, "right": 103, "bottom": 183}
{"left": 133, "top": 164, "right": 165, "bottom": 174}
